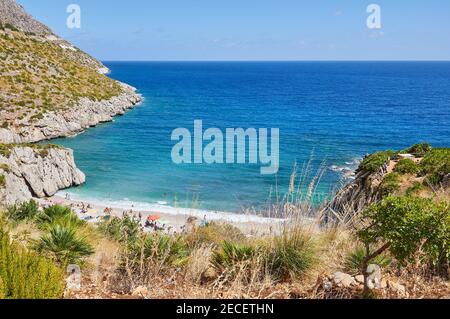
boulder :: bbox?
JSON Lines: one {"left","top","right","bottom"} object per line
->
{"left": 0, "top": 146, "right": 85, "bottom": 205}
{"left": 332, "top": 272, "right": 357, "bottom": 288}
{"left": 367, "top": 264, "right": 382, "bottom": 289}
{"left": 388, "top": 281, "right": 407, "bottom": 296}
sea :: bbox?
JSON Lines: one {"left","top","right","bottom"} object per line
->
{"left": 48, "top": 61, "right": 450, "bottom": 215}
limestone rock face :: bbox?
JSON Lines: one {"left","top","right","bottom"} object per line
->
{"left": 0, "top": 0, "right": 52, "bottom": 35}
{"left": 0, "top": 83, "right": 142, "bottom": 144}
{"left": 322, "top": 164, "right": 388, "bottom": 224}
{"left": 0, "top": 146, "right": 85, "bottom": 205}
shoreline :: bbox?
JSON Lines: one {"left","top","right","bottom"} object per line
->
{"left": 40, "top": 193, "right": 288, "bottom": 235}
{"left": 0, "top": 82, "right": 143, "bottom": 144}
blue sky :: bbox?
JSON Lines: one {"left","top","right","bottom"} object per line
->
{"left": 18, "top": 0, "right": 450, "bottom": 61}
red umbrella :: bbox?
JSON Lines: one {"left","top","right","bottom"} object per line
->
{"left": 148, "top": 214, "right": 161, "bottom": 222}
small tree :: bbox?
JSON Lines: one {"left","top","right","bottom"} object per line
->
{"left": 357, "top": 196, "right": 449, "bottom": 297}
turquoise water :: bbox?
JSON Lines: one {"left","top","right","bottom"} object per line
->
{"left": 51, "top": 62, "right": 450, "bottom": 212}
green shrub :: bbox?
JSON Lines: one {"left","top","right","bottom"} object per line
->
{"left": 0, "top": 224, "right": 64, "bottom": 299}
{"left": 406, "top": 182, "right": 426, "bottom": 197}
{"left": 36, "top": 205, "right": 85, "bottom": 230}
{"left": 0, "top": 175, "right": 5, "bottom": 188}
{"left": 212, "top": 229, "right": 316, "bottom": 282}
{"left": 265, "top": 229, "right": 316, "bottom": 281}
{"left": 185, "top": 222, "right": 246, "bottom": 248}
{"left": 379, "top": 173, "right": 401, "bottom": 196}
{"left": 344, "top": 247, "right": 391, "bottom": 275}
{"left": 394, "top": 159, "right": 419, "bottom": 174}
{"left": 419, "top": 149, "right": 450, "bottom": 186}
{"left": 212, "top": 241, "right": 256, "bottom": 269}
{"left": 98, "top": 215, "right": 140, "bottom": 244}
{"left": 34, "top": 224, "right": 94, "bottom": 265}
{"left": 0, "top": 277, "right": 4, "bottom": 299}
{"left": 405, "top": 143, "right": 432, "bottom": 157}
{"left": 359, "top": 151, "right": 394, "bottom": 173}
{"left": 358, "top": 196, "right": 449, "bottom": 269}
{"left": 6, "top": 200, "right": 39, "bottom": 222}
{"left": 140, "top": 233, "right": 189, "bottom": 267}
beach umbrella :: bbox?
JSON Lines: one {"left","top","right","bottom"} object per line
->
{"left": 148, "top": 215, "right": 161, "bottom": 221}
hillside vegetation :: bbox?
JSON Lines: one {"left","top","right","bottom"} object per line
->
{"left": 0, "top": 26, "right": 122, "bottom": 125}
{"left": 0, "top": 143, "right": 447, "bottom": 300}
{"left": 361, "top": 143, "right": 449, "bottom": 199}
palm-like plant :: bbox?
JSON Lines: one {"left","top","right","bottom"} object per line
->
{"left": 36, "top": 205, "right": 85, "bottom": 230}
{"left": 34, "top": 225, "right": 94, "bottom": 265}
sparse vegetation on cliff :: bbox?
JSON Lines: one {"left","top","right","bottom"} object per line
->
{"left": 0, "top": 30, "right": 123, "bottom": 124}
{"left": 359, "top": 150, "right": 394, "bottom": 173}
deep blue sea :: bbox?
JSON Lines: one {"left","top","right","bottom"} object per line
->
{"left": 51, "top": 62, "right": 450, "bottom": 213}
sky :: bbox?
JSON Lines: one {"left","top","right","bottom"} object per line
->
{"left": 17, "top": 0, "right": 450, "bottom": 61}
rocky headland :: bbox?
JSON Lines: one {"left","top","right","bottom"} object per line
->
{"left": 0, "top": 0, "right": 142, "bottom": 205}
{"left": 0, "top": 145, "right": 85, "bottom": 205}
{"left": 0, "top": 82, "right": 142, "bottom": 144}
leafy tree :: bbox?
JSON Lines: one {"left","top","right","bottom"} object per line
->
{"left": 357, "top": 196, "right": 449, "bottom": 297}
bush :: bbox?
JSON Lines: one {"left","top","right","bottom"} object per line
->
{"left": 0, "top": 277, "right": 4, "bottom": 299}
{"left": 0, "top": 224, "right": 64, "bottom": 299}
{"left": 34, "top": 224, "right": 94, "bottom": 265}
{"left": 139, "top": 233, "right": 189, "bottom": 267}
{"left": 265, "top": 229, "right": 316, "bottom": 281}
{"left": 98, "top": 215, "right": 140, "bottom": 244}
{"left": 6, "top": 200, "right": 39, "bottom": 222}
{"left": 359, "top": 151, "right": 394, "bottom": 173}
{"left": 405, "top": 143, "right": 432, "bottom": 157}
{"left": 405, "top": 182, "right": 426, "bottom": 197}
{"left": 419, "top": 149, "right": 450, "bottom": 186}
{"left": 185, "top": 222, "right": 246, "bottom": 248}
{"left": 394, "top": 159, "right": 419, "bottom": 174}
{"left": 358, "top": 196, "right": 449, "bottom": 270}
{"left": 212, "top": 228, "right": 316, "bottom": 282}
{"left": 212, "top": 241, "right": 256, "bottom": 270}
{"left": 36, "top": 205, "right": 85, "bottom": 230}
{"left": 379, "top": 173, "right": 401, "bottom": 197}
{"left": 344, "top": 247, "right": 391, "bottom": 275}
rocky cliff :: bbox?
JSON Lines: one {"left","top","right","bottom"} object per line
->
{"left": 0, "top": 0, "right": 51, "bottom": 35}
{"left": 0, "top": 1, "right": 142, "bottom": 205}
{"left": 323, "top": 164, "right": 387, "bottom": 224}
{"left": 0, "top": 83, "right": 142, "bottom": 143}
{"left": 0, "top": 145, "right": 85, "bottom": 205}
{"left": 323, "top": 144, "right": 450, "bottom": 225}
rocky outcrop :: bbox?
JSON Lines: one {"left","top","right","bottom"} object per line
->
{"left": 0, "top": 83, "right": 142, "bottom": 144}
{"left": 323, "top": 164, "right": 388, "bottom": 224}
{"left": 0, "top": 146, "right": 85, "bottom": 205}
{"left": 0, "top": 0, "right": 52, "bottom": 35}
{"left": 0, "top": 1, "right": 142, "bottom": 205}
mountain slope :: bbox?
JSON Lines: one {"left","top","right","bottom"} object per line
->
{"left": 0, "top": 0, "right": 141, "bottom": 204}
{"left": 0, "top": 0, "right": 142, "bottom": 143}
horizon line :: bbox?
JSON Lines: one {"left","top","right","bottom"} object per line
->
{"left": 101, "top": 59, "right": 450, "bottom": 63}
